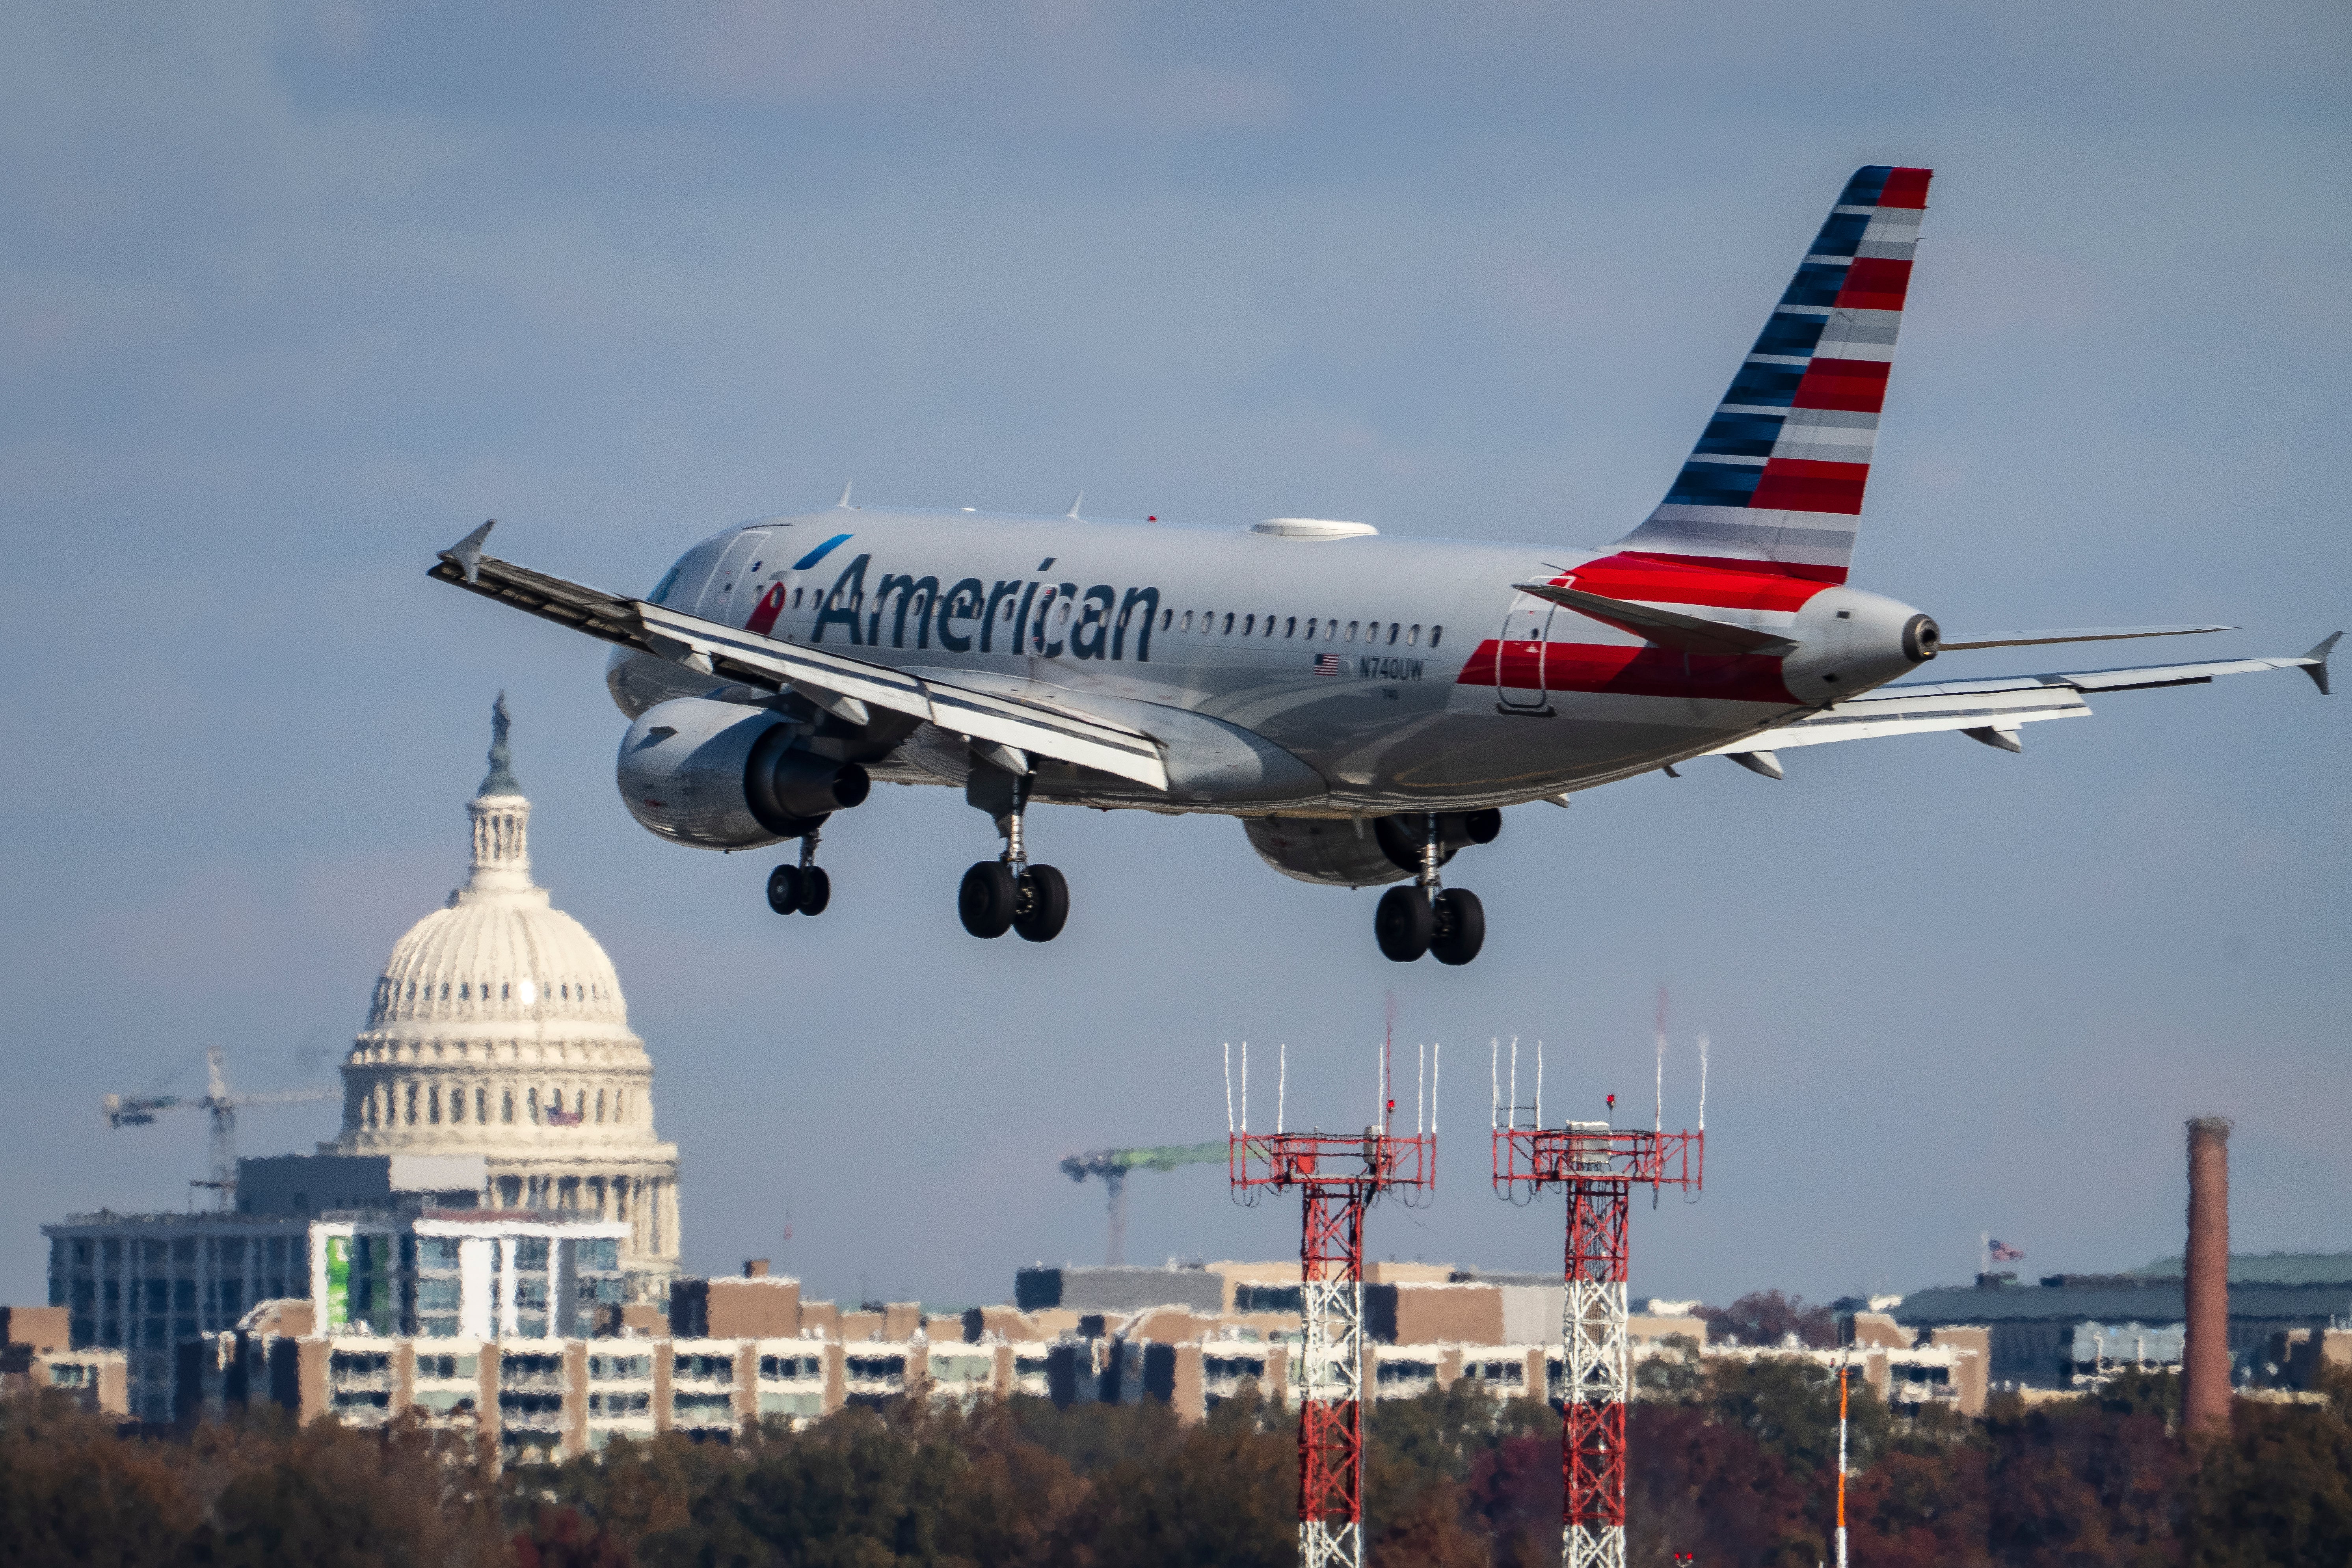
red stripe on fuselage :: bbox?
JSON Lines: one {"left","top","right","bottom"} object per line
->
{"left": 1461, "top": 639, "right": 1797, "bottom": 704}
{"left": 1563, "top": 552, "right": 1831, "bottom": 612}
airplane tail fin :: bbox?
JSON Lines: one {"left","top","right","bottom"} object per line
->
{"left": 1613, "top": 165, "right": 1932, "bottom": 584}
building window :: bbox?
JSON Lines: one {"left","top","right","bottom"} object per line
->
{"left": 527, "top": 1088, "right": 540, "bottom": 1124}
{"left": 502, "top": 1090, "right": 515, "bottom": 1124}
{"left": 406, "top": 1084, "right": 419, "bottom": 1125}
{"left": 596, "top": 1090, "right": 606, "bottom": 1124}
{"left": 478, "top": 1086, "right": 489, "bottom": 1123}
{"left": 428, "top": 1087, "right": 441, "bottom": 1124}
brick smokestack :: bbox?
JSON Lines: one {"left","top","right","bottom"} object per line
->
{"left": 2182, "top": 1115, "right": 2233, "bottom": 1436}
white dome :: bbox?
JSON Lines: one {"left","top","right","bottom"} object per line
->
{"left": 329, "top": 697, "right": 681, "bottom": 1291}
{"left": 363, "top": 798, "right": 638, "bottom": 1049}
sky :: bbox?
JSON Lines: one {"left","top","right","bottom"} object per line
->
{"left": 1, "top": 1, "right": 2346, "bottom": 1313}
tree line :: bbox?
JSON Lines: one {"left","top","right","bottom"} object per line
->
{"left": 3, "top": 1338, "right": 2347, "bottom": 1564}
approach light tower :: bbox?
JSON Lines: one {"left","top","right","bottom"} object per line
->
{"left": 1491, "top": 1040, "right": 1704, "bottom": 1568}
{"left": 1227, "top": 1041, "right": 1437, "bottom": 1568}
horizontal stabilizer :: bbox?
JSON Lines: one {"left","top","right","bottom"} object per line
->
{"left": 1939, "top": 623, "right": 2233, "bottom": 651}
{"left": 1699, "top": 638, "right": 2334, "bottom": 760}
{"left": 1510, "top": 581, "right": 1795, "bottom": 656}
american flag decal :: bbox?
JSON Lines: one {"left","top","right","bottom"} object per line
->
{"left": 1312, "top": 653, "right": 1343, "bottom": 676}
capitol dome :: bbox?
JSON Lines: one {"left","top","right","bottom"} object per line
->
{"left": 327, "top": 696, "right": 680, "bottom": 1292}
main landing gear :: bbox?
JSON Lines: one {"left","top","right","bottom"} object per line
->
{"left": 765, "top": 822, "right": 832, "bottom": 917}
{"left": 1375, "top": 811, "right": 1489, "bottom": 965}
{"left": 959, "top": 768, "right": 1069, "bottom": 943}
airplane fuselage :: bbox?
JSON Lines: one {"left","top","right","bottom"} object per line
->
{"left": 604, "top": 505, "right": 1932, "bottom": 816}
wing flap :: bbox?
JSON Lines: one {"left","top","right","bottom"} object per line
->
{"left": 922, "top": 677, "right": 1169, "bottom": 790}
{"left": 1706, "top": 684, "right": 2092, "bottom": 753}
{"left": 636, "top": 602, "right": 932, "bottom": 720}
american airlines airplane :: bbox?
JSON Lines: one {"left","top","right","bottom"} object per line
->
{"left": 432, "top": 166, "right": 2334, "bottom": 965}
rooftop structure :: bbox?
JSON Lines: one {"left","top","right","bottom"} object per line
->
{"left": 1881, "top": 1252, "right": 2352, "bottom": 1388}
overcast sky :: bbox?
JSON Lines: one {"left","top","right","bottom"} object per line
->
{"left": 2, "top": 2, "right": 2346, "bottom": 1312}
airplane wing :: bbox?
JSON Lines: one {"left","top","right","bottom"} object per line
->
{"left": 1936, "top": 623, "right": 2233, "bottom": 651}
{"left": 428, "top": 523, "right": 1170, "bottom": 790}
{"left": 1703, "top": 636, "right": 2338, "bottom": 766}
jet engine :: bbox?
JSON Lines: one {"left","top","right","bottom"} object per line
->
{"left": 617, "top": 696, "right": 869, "bottom": 851}
{"left": 1243, "top": 809, "right": 1502, "bottom": 888}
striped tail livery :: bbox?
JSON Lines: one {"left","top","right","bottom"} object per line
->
{"left": 1617, "top": 165, "right": 1931, "bottom": 583}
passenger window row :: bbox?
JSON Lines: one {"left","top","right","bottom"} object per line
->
{"left": 1156, "top": 608, "right": 1440, "bottom": 649}
{"left": 750, "top": 579, "right": 1445, "bottom": 656}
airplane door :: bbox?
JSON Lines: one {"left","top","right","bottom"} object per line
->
{"left": 696, "top": 529, "right": 776, "bottom": 625}
{"left": 1494, "top": 595, "right": 1554, "bottom": 711}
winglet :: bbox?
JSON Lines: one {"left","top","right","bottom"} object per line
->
{"left": 1066, "top": 491, "right": 1085, "bottom": 519}
{"left": 442, "top": 520, "right": 495, "bottom": 586}
{"left": 2302, "top": 631, "right": 2341, "bottom": 696}
{"left": 835, "top": 480, "right": 854, "bottom": 509}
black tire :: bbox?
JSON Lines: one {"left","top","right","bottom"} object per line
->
{"left": 796, "top": 866, "right": 832, "bottom": 916}
{"left": 765, "top": 865, "right": 803, "bottom": 915}
{"left": 1375, "top": 885, "right": 1434, "bottom": 962}
{"left": 1013, "top": 864, "right": 1070, "bottom": 943}
{"left": 1430, "top": 888, "right": 1486, "bottom": 965}
{"left": 958, "top": 861, "right": 1018, "bottom": 938}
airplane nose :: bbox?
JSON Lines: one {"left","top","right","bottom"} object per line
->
{"left": 1903, "top": 614, "right": 1940, "bottom": 663}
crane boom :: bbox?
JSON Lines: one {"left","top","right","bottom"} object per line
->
{"left": 101, "top": 1047, "right": 335, "bottom": 1207}
{"left": 1058, "top": 1140, "right": 1226, "bottom": 1265}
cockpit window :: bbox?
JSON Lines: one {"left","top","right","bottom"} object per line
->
{"left": 648, "top": 567, "right": 683, "bottom": 606}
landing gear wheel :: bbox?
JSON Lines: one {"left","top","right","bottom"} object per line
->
{"left": 766, "top": 865, "right": 804, "bottom": 915}
{"left": 959, "top": 861, "right": 1018, "bottom": 938}
{"left": 1430, "top": 888, "right": 1485, "bottom": 965}
{"left": 796, "top": 866, "right": 832, "bottom": 916}
{"left": 1375, "top": 885, "right": 1434, "bottom": 962}
{"left": 1013, "top": 864, "right": 1070, "bottom": 943}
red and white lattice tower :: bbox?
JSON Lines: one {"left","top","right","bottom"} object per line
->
{"left": 1492, "top": 1043, "right": 1703, "bottom": 1568}
{"left": 1228, "top": 1042, "right": 1436, "bottom": 1568}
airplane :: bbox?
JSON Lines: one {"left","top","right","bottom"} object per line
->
{"left": 430, "top": 165, "right": 2335, "bottom": 965}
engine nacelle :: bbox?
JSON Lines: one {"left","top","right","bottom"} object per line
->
{"left": 617, "top": 697, "right": 869, "bottom": 851}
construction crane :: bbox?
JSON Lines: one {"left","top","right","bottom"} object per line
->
{"left": 103, "top": 1046, "right": 337, "bottom": 1209}
{"left": 1058, "top": 1141, "right": 1227, "bottom": 1265}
